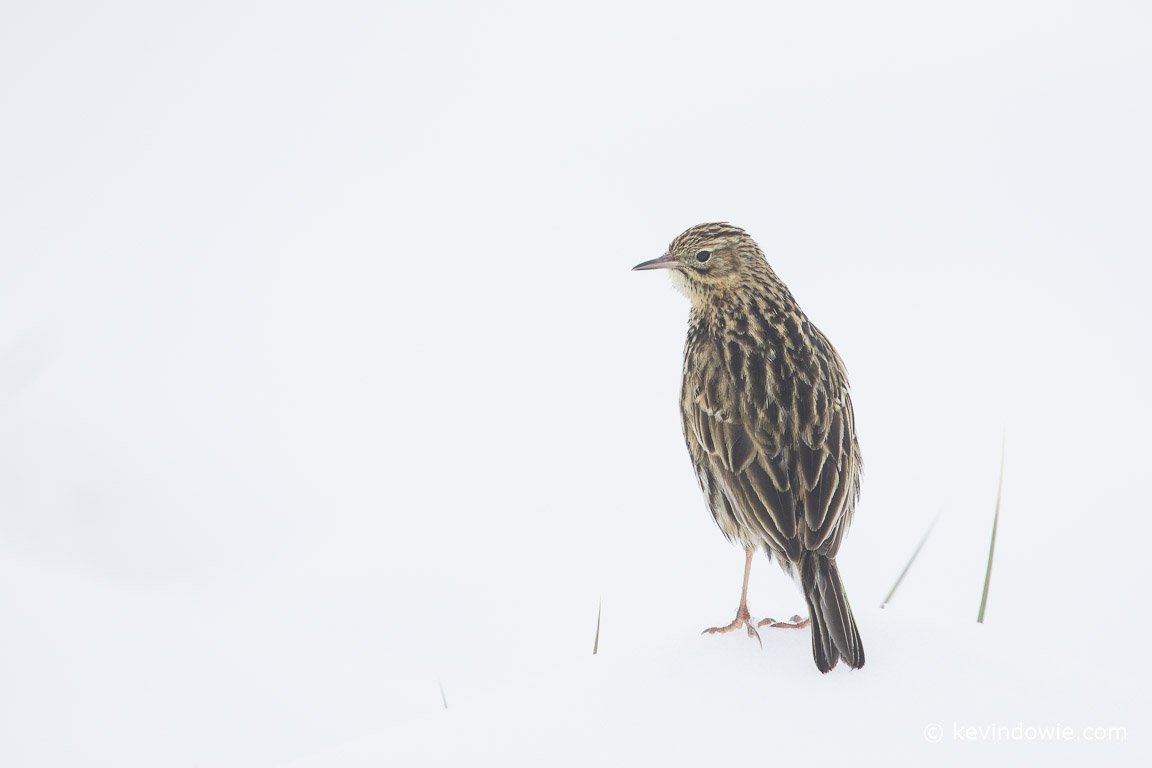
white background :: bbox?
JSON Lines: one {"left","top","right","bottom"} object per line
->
{"left": 1, "top": 1, "right": 1149, "bottom": 766}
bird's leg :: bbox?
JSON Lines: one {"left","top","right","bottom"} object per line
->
{"left": 702, "top": 547, "right": 763, "bottom": 646}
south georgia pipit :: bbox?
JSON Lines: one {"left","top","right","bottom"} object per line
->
{"left": 634, "top": 222, "right": 864, "bottom": 673}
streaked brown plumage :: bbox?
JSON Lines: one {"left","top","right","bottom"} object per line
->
{"left": 634, "top": 222, "right": 864, "bottom": 673}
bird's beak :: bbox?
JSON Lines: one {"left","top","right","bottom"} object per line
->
{"left": 632, "top": 252, "right": 679, "bottom": 271}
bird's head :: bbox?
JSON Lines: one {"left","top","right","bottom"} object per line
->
{"left": 633, "top": 222, "right": 769, "bottom": 301}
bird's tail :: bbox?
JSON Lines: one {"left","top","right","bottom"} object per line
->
{"left": 800, "top": 552, "right": 865, "bottom": 673}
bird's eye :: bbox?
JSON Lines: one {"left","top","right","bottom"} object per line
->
{"left": 695, "top": 250, "right": 712, "bottom": 263}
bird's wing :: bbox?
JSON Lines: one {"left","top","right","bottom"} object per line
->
{"left": 683, "top": 346, "right": 801, "bottom": 560}
{"left": 791, "top": 370, "right": 859, "bottom": 555}
{"left": 684, "top": 335, "right": 859, "bottom": 560}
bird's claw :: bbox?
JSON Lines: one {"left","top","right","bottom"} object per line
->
{"left": 756, "top": 614, "right": 811, "bottom": 629}
{"left": 702, "top": 607, "right": 764, "bottom": 648}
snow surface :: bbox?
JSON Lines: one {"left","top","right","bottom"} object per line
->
{"left": 1, "top": 1, "right": 1149, "bottom": 766}
{"left": 284, "top": 615, "right": 1136, "bottom": 767}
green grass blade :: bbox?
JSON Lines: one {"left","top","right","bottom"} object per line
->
{"left": 592, "top": 597, "right": 602, "bottom": 655}
{"left": 880, "top": 513, "right": 940, "bottom": 608}
{"left": 977, "top": 440, "right": 1006, "bottom": 623}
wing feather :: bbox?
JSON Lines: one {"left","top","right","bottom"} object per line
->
{"left": 682, "top": 324, "right": 860, "bottom": 562}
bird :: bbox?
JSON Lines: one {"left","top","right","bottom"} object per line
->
{"left": 633, "top": 222, "right": 865, "bottom": 673}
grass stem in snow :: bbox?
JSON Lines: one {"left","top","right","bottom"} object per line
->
{"left": 977, "top": 440, "right": 1005, "bottom": 623}
{"left": 880, "top": 513, "right": 939, "bottom": 608}
{"left": 593, "top": 598, "right": 602, "bottom": 655}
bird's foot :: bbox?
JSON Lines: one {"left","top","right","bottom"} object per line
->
{"left": 702, "top": 605, "right": 763, "bottom": 647}
{"left": 757, "top": 614, "right": 810, "bottom": 629}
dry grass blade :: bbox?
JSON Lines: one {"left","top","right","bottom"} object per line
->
{"left": 880, "top": 513, "right": 940, "bottom": 608}
{"left": 592, "top": 597, "right": 602, "bottom": 655}
{"left": 977, "top": 439, "right": 1006, "bottom": 623}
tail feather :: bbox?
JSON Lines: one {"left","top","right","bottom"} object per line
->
{"left": 801, "top": 553, "right": 864, "bottom": 673}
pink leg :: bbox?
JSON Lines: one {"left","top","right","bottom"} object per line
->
{"left": 702, "top": 547, "right": 763, "bottom": 646}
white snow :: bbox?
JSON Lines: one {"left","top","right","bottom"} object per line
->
{"left": 1, "top": 1, "right": 1149, "bottom": 766}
